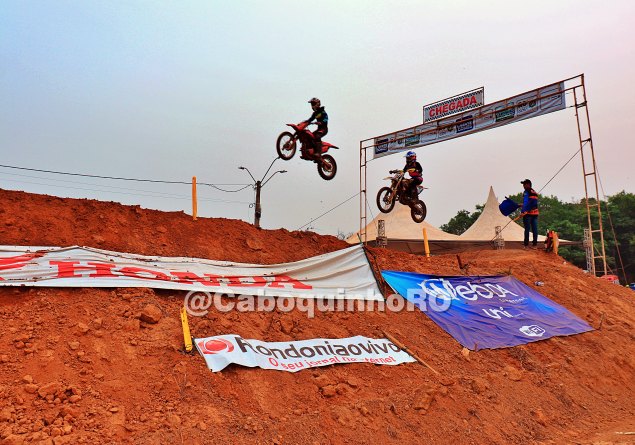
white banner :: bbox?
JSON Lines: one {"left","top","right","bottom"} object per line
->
{"left": 195, "top": 334, "right": 416, "bottom": 372}
{"left": 0, "top": 245, "right": 382, "bottom": 300}
{"left": 373, "top": 81, "right": 566, "bottom": 158}
{"left": 424, "top": 88, "right": 484, "bottom": 123}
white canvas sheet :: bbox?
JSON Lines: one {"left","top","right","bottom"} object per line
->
{"left": 0, "top": 244, "right": 382, "bottom": 301}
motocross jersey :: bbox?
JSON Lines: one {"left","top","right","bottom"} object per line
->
{"left": 306, "top": 107, "right": 328, "bottom": 131}
{"left": 403, "top": 160, "right": 422, "bottom": 178}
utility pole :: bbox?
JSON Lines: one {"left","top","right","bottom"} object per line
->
{"left": 239, "top": 157, "right": 286, "bottom": 229}
{"left": 254, "top": 180, "right": 262, "bottom": 228}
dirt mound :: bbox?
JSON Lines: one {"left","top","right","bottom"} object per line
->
{"left": 1, "top": 188, "right": 634, "bottom": 445}
{"left": 0, "top": 189, "right": 346, "bottom": 264}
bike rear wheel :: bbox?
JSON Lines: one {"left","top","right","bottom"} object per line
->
{"left": 410, "top": 200, "right": 427, "bottom": 223}
{"left": 376, "top": 187, "right": 396, "bottom": 213}
{"left": 317, "top": 154, "right": 337, "bottom": 180}
{"left": 276, "top": 132, "right": 296, "bottom": 160}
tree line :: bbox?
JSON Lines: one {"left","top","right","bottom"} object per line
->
{"left": 440, "top": 191, "right": 635, "bottom": 284}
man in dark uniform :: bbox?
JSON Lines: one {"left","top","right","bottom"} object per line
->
{"left": 520, "top": 179, "right": 540, "bottom": 248}
{"left": 305, "top": 97, "right": 328, "bottom": 157}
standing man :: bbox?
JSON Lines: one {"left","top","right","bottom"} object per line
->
{"left": 520, "top": 179, "right": 539, "bottom": 248}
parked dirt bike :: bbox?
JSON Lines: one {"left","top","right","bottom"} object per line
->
{"left": 376, "top": 170, "right": 427, "bottom": 223}
{"left": 276, "top": 122, "right": 338, "bottom": 180}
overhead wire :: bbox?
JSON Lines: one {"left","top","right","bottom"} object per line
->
{"left": 206, "top": 184, "right": 253, "bottom": 193}
{"left": 0, "top": 170, "right": 195, "bottom": 198}
{"left": 537, "top": 142, "right": 586, "bottom": 194}
{"left": 0, "top": 163, "right": 251, "bottom": 192}
{"left": 0, "top": 176, "right": 251, "bottom": 205}
{"left": 296, "top": 192, "right": 360, "bottom": 231}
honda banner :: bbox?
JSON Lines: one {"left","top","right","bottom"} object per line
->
{"left": 382, "top": 271, "right": 593, "bottom": 350}
{"left": 373, "top": 80, "right": 566, "bottom": 158}
{"left": 0, "top": 245, "right": 383, "bottom": 300}
{"left": 195, "top": 335, "right": 416, "bottom": 372}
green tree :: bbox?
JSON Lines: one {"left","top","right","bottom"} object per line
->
{"left": 440, "top": 205, "right": 483, "bottom": 235}
{"left": 604, "top": 191, "right": 635, "bottom": 283}
{"left": 442, "top": 191, "right": 635, "bottom": 283}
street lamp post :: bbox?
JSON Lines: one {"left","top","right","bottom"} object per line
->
{"left": 254, "top": 180, "right": 262, "bottom": 227}
{"left": 239, "top": 157, "right": 286, "bottom": 229}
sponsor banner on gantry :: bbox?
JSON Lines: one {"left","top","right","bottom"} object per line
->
{"left": 381, "top": 271, "right": 593, "bottom": 350}
{"left": 195, "top": 335, "right": 416, "bottom": 372}
{"left": 373, "top": 80, "right": 566, "bottom": 158}
{"left": 0, "top": 245, "right": 382, "bottom": 301}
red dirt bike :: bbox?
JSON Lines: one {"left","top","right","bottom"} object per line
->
{"left": 376, "top": 169, "right": 427, "bottom": 223}
{"left": 276, "top": 122, "right": 338, "bottom": 180}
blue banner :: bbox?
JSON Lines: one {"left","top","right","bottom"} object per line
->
{"left": 381, "top": 271, "right": 593, "bottom": 350}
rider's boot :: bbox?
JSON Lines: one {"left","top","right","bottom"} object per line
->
{"left": 313, "top": 139, "right": 323, "bottom": 161}
{"left": 300, "top": 145, "right": 310, "bottom": 160}
{"left": 406, "top": 186, "right": 416, "bottom": 204}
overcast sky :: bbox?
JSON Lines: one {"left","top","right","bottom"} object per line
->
{"left": 2, "top": 1, "right": 634, "bottom": 237}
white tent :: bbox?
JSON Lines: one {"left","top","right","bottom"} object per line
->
{"left": 347, "top": 203, "right": 459, "bottom": 244}
{"left": 460, "top": 186, "right": 545, "bottom": 242}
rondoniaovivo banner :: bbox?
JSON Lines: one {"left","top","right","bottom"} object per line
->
{"left": 381, "top": 271, "right": 593, "bottom": 350}
{"left": 373, "top": 80, "right": 566, "bottom": 158}
{"left": 0, "top": 245, "right": 383, "bottom": 301}
{"left": 195, "top": 335, "right": 416, "bottom": 372}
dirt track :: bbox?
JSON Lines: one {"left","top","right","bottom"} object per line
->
{"left": 0, "top": 188, "right": 634, "bottom": 445}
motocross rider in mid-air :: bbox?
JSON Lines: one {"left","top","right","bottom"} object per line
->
{"left": 403, "top": 151, "right": 422, "bottom": 199}
{"left": 304, "top": 97, "right": 328, "bottom": 159}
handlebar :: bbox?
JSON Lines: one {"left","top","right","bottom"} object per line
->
{"left": 388, "top": 169, "right": 403, "bottom": 174}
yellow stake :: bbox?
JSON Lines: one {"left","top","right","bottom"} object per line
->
{"left": 422, "top": 227, "right": 430, "bottom": 258}
{"left": 192, "top": 176, "right": 198, "bottom": 221}
{"left": 180, "top": 306, "right": 193, "bottom": 352}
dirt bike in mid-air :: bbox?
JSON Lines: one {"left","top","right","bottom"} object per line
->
{"left": 276, "top": 122, "right": 338, "bottom": 180}
{"left": 376, "top": 170, "right": 427, "bottom": 223}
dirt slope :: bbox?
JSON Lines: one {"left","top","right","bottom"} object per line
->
{"left": 0, "top": 188, "right": 634, "bottom": 445}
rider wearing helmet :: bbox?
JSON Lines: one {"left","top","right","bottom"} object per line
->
{"left": 403, "top": 151, "right": 422, "bottom": 199}
{"left": 305, "top": 98, "right": 328, "bottom": 157}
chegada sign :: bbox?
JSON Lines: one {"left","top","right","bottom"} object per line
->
{"left": 424, "top": 88, "right": 484, "bottom": 123}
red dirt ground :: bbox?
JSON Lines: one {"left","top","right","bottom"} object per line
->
{"left": 0, "top": 188, "right": 634, "bottom": 445}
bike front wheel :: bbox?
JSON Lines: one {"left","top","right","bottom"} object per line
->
{"left": 276, "top": 132, "right": 297, "bottom": 160}
{"left": 376, "top": 187, "right": 396, "bottom": 213}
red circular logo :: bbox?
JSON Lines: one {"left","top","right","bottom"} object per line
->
{"left": 199, "top": 338, "right": 234, "bottom": 354}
